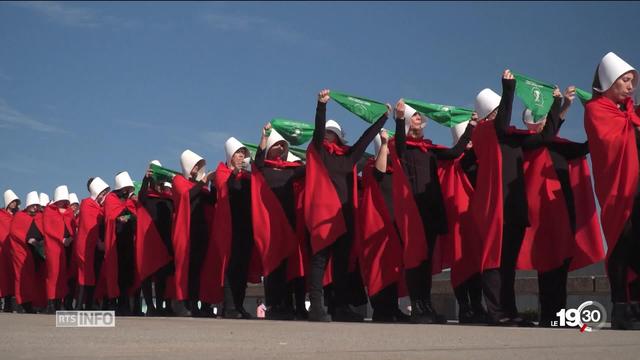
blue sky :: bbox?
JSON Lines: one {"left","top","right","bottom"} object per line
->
{"left": 1, "top": 1, "right": 639, "bottom": 202}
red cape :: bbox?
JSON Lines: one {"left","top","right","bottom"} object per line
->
{"left": 171, "top": 175, "right": 217, "bottom": 302}
{"left": 517, "top": 147, "right": 574, "bottom": 272}
{"left": 0, "top": 209, "right": 15, "bottom": 297}
{"left": 468, "top": 121, "right": 504, "bottom": 271}
{"left": 359, "top": 160, "right": 404, "bottom": 297}
{"left": 43, "top": 204, "right": 76, "bottom": 300}
{"left": 437, "top": 156, "right": 479, "bottom": 287}
{"left": 286, "top": 179, "right": 310, "bottom": 281}
{"left": 10, "top": 211, "right": 47, "bottom": 307}
{"left": 95, "top": 193, "right": 136, "bottom": 299}
{"left": 75, "top": 198, "right": 103, "bottom": 286}
{"left": 135, "top": 192, "right": 172, "bottom": 283}
{"left": 584, "top": 96, "right": 640, "bottom": 259}
{"left": 304, "top": 144, "right": 347, "bottom": 254}
{"left": 251, "top": 163, "right": 298, "bottom": 277}
{"left": 387, "top": 138, "right": 429, "bottom": 270}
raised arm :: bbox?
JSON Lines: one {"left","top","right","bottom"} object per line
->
{"left": 394, "top": 100, "right": 407, "bottom": 159}
{"left": 494, "top": 70, "right": 516, "bottom": 138}
{"left": 348, "top": 107, "right": 389, "bottom": 164}
{"left": 312, "top": 89, "right": 330, "bottom": 148}
{"left": 522, "top": 89, "right": 563, "bottom": 149}
{"left": 375, "top": 130, "right": 389, "bottom": 173}
{"left": 432, "top": 114, "right": 478, "bottom": 160}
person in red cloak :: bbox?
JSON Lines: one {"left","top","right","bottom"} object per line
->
{"left": 10, "top": 191, "right": 46, "bottom": 313}
{"left": 469, "top": 70, "right": 559, "bottom": 327}
{"left": 1, "top": 189, "right": 20, "bottom": 312}
{"left": 584, "top": 52, "right": 640, "bottom": 330}
{"left": 305, "top": 89, "right": 388, "bottom": 322}
{"left": 359, "top": 130, "right": 411, "bottom": 323}
{"left": 171, "top": 149, "right": 216, "bottom": 317}
{"left": 96, "top": 172, "right": 137, "bottom": 315}
{"left": 443, "top": 121, "right": 489, "bottom": 325}
{"left": 217, "top": 137, "right": 259, "bottom": 319}
{"left": 391, "top": 100, "right": 475, "bottom": 324}
{"left": 43, "top": 185, "right": 76, "bottom": 313}
{"left": 253, "top": 124, "right": 306, "bottom": 321}
{"left": 75, "top": 177, "right": 109, "bottom": 310}
{"left": 137, "top": 161, "right": 174, "bottom": 316}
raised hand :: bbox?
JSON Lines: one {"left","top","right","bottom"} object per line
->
{"left": 318, "top": 89, "right": 330, "bottom": 104}
{"left": 395, "top": 99, "right": 406, "bottom": 120}
{"left": 503, "top": 69, "right": 514, "bottom": 80}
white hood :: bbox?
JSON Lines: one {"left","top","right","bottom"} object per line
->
{"left": 224, "top": 137, "right": 249, "bottom": 165}
{"left": 3, "top": 189, "right": 19, "bottom": 209}
{"left": 265, "top": 128, "right": 289, "bottom": 157}
{"left": 325, "top": 119, "right": 348, "bottom": 144}
{"left": 475, "top": 88, "right": 501, "bottom": 120}
{"left": 53, "top": 185, "right": 70, "bottom": 204}
{"left": 180, "top": 149, "right": 206, "bottom": 181}
{"left": 69, "top": 193, "right": 80, "bottom": 205}
{"left": 114, "top": 172, "right": 134, "bottom": 191}
{"left": 451, "top": 121, "right": 469, "bottom": 145}
{"left": 39, "top": 193, "right": 50, "bottom": 207}
{"left": 25, "top": 191, "right": 40, "bottom": 208}
{"left": 89, "top": 177, "right": 110, "bottom": 200}
{"left": 593, "top": 52, "right": 638, "bottom": 93}
{"left": 403, "top": 103, "right": 426, "bottom": 135}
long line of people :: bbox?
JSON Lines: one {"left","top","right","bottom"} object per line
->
{"left": 1, "top": 52, "right": 639, "bottom": 330}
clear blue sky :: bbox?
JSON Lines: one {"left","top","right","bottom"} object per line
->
{"left": 1, "top": 1, "right": 639, "bottom": 201}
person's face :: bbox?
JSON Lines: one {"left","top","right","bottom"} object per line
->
{"left": 525, "top": 117, "right": 546, "bottom": 134}
{"left": 7, "top": 200, "right": 19, "bottom": 214}
{"left": 408, "top": 113, "right": 425, "bottom": 138}
{"left": 267, "top": 141, "right": 287, "bottom": 160}
{"left": 26, "top": 204, "right": 38, "bottom": 216}
{"left": 604, "top": 71, "right": 636, "bottom": 104}
{"left": 70, "top": 203, "right": 80, "bottom": 212}
{"left": 161, "top": 186, "right": 172, "bottom": 196}
{"left": 483, "top": 109, "right": 498, "bottom": 122}
{"left": 55, "top": 200, "right": 69, "bottom": 210}
{"left": 231, "top": 150, "right": 246, "bottom": 169}
{"left": 96, "top": 189, "right": 109, "bottom": 205}
{"left": 324, "top": 130, "right": 338, "bottom": 144}
{"left": 190, "top": 160, "right": 206, "bottom": 180}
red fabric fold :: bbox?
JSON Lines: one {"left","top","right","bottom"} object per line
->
{"left": 10, "top": 211, "right": 47, "bottom": 307}
{"left": 43, "top": 204, "right": 77, "bottom": 300}
{"left": 75, "top": 198, "right": 102, "bottom": 286}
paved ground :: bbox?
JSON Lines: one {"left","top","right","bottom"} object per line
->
{"left": 1, "top": 313, "right": 638, "bottom": 360}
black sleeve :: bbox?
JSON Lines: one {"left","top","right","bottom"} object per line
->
{"left": 372, "top": 168, "right": 385, "bottom": 182}
{"left": 431, "top": 123, "right": 475, "bottom": 160}
{"left": 188, "top": 183, "right": 206, "bottom": 203}
{"left": 395, "top": 117, "right": 407, "bottom": 159}
{"left": 494, "top": 78, "right": 516, "bottom": 139}
{"left": 312, "top": 101, "right": 327, "bottom": 148}
{"left": 521, "top": 96, "right": 562, "bottom": 150}
{"left": 138, "top": 175, "right": 151, "bottom": 203}
{"left": 255, "top": 147, "right": 266, "bottom": 169}
{"left": 348, "top": 113, "right": 388, "bottom": 164}
{"left": 552, "top": 141, "right": 590, "bottom": 160}
{"left": 555, "top": 119, "right": 565, "bottom": 136}
{"left": 292, "top": 165, "right": 306, "bottom": 179}
{"left": 26, "top": 221, "right": 43, "bottom": 241}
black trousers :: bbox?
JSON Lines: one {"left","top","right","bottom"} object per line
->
{"left": 482, "top": 223, "right": 526, "bottom": 320}
{"left": 454, "top": 273, "right": 483, "bottom": 312}
{"left": 608, "top": 196, "right": 640, "bottom": 303}
{"left": 538, "top": 258, "right": 571, "bottom": 322}
{"left": 309, "top": 230, "right": 353, "bottom": 307}
{"left": 369, "top": 283, "right": 399, "bottom": 316}
{"left": 226, "top": 232, "right": 254, "bottom": 309}
{"left": 404, "top": 231, "right": 437, "bottom": 303}
{"left": 264, "top": 261, "right": 288, "bottom": 308}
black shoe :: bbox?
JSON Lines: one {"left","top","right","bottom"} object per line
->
{"left": 394, "top": 307, "right": 411, "bottom": 323}
{"left": 44, "top": 301, "right": 56, "bottom": 315}
{"left": 458, "top": 310, "right": 476, "bottom": 324}
{"left": 172, "top": 301, "right": 192, "bottom": 317}
{"left": 294, "top": 307, "right": 309, "bottom": 320}
{"left": 611, "top": 303, "right": 640, "bottom": 330}
{"left": 20, "top": 302, "right": 35, "bottom": 314}
{"left": 372, "top": 310, "right": 396, "bottom": 323}
{"left": 511, "top": 316, "right": 535, "bottom": 327}
{"left": 308, "top": 304, "right": 331, "bottom": 322}
{"left": 266, "top": 306, "right": 295, "bottom": 321}
{"left": 332, "top": 305, "right": 364, "bottom": 323}
{"left": 2, "top": 297, "right": 14, "bottom": 313}
{"left": 488, "top": 316, "right": 519, "bottom": 327}
{"left": 145, "top": 307, "right": 162, "bottom": 317}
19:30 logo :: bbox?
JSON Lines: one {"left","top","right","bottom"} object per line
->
{"left": 554, "top": 301, "right": 607, "bottom": 332}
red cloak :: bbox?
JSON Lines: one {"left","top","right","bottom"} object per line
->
{"left": 468, "top": 121, "right": 504, "bottom": 271}
{"left": 75, "top": 198, "right": 103, "bottom": 286}
{"left": 0, "top": 209, "right": 15, "bottom": 297}
{"left": 304, "top": 144, "right": 347, "bottom": 254}
{"left": 43, "top": 204, "right": 76, "bottom": 300}
{"left": 171, "top": 175, "right": 217, "bottom": 302}
{"left": 251, "top": 162, "right": 299, "bottom": 277}
{"left": 517, "top": 147, "right": 575, "bottom": 272}
{"left": 135, "top": 192, "right": 172, "bottom": 283}
{"left": 387, "top": 138, "right": 430, "bottom": 270}
{"left": 10, "top": 211, "right": 47, "bottom": 307}
{"left": 359, "top": 159, "right": 404, "bottom": 297}
{"left": 584, "top": 96, "right": 640, "bottom": 260}
{"left": 437, "top": 157, "right": 479, "bottom": 287}
{"left": 95, "top": 193, "right": 136, "bottom": 299}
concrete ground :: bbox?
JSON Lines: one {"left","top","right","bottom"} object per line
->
{"left": 1, "top": 313, "right": 638, "bottom": 360}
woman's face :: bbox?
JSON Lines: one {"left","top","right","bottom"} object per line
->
{"left": 96, "top": 190, "right": 108, "bottom": 205}
{"left": 26, "top": 204, "right": 38, "bottom": 215}
{"left": 324, "top": 130, "right": 338, "bottom": 144}
{"left": 483, "top": 109, "right": 498, "bottom": 122}
{"left": 190, "top": 160, "right": 206, "bottom": 180}
{"left": 267, "top": 141, "right": 287, "bottom": 160}
{"left": 604, "top": 71, "right": 636, "bottom": 104}
{"left": 231, "top": 150, "right": 246, "bottom": 169}
{"left": 525, "top": 118, "right": 546, "bottom": 134}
